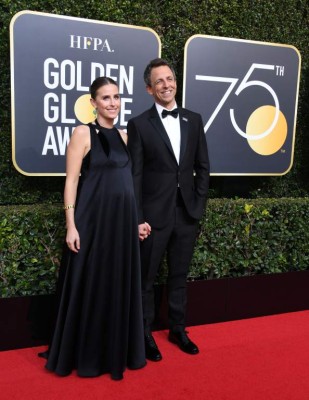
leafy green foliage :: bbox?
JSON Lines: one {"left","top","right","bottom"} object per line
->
{"left": 0, "top": 205, "right": 64, "bottom": 297}
{"left": 190, "top": 198, "right": 309, "bottom": 280}
{"left": 1, "top": 199, "right": 308, "bottom": 297}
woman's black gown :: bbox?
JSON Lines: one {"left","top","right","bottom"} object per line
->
{"left": 45, "top": 123, "right": 146, "bottom": 380}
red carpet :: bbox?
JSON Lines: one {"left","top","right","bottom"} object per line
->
{"left": 1, "top": 311, "right": 309, "bottom": 399}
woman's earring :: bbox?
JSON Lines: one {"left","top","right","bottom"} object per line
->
{"left": 93, "top": 108, "right": 97, "bottom": 116}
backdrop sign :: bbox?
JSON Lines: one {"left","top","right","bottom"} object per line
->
{"left": 183, "top": 35, "right": 301, "bottom": 175}
{"left": 10, "top": 11, "right": 160, "bottom": 175}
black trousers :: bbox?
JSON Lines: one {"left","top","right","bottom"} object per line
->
{"left": 140, "top": 202, "right": 198, "bottom": 333}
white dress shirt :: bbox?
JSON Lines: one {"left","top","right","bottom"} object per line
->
{"left": 156, "top": 103, "right": 181, "bottom": 164}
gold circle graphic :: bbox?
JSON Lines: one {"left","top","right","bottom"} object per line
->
{"left": 74, "top": 94, "right": 95, "bottom": 124}
{"left": 246, "top": 105, "right": 288, "bottom": 156}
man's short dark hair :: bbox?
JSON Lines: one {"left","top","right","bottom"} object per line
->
{"left": 143, "top": 58, "right": 176, "bottom": 86}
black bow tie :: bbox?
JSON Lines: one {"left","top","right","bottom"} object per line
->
{"left": 162, "top": 108, "right": 179, "bottom": 118}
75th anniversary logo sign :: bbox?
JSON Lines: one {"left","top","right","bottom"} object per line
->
{"left": 183, "top": 35, "right": 301, "bottom": 175}
{"left": 10, "top": 11, "right": 160, "bottom": 175}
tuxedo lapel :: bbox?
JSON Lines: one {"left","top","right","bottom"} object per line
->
{"left": 148, "top": 105, "right": 176, "bottom": 159}
{"left": 179, "top": 109, "right": 189, "bottom": 164}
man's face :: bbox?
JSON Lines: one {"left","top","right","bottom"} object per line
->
{"left": 146, "top": 65, "right": 177, "bottom": 109}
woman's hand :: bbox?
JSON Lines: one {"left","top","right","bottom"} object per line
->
{"left": 66, "top": 226, "right": 80, "bottom": 253}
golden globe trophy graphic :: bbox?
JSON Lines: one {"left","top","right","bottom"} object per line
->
{"left": 246, "top": 105, "right": 287, "bottom": 156}
{"left": 74, "top": 94, "right": 96, "bottom": 125}
{"left": 184, "top": 36, "right": 301, "bottom": 175}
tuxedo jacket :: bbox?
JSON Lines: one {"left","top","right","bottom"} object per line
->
{"left": 127, "top": 104, "right": 210, "bottom": 229}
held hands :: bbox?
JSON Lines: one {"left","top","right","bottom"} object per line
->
{"left": 66, "top": 226, "right": 80, "bottom": 253}
{"left": 139, "top": 222, "right": 151, "bottom": 241}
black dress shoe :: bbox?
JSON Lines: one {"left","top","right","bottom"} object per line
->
{"left": 168, "top": 330, "right": 199, "bottom": 355}
{"left": 144, "top": 333, "right": 162, "bottom": 361}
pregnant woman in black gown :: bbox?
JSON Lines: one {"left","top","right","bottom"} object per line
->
{"left": 44, "top": 77, "right": 146, "bottom": 380}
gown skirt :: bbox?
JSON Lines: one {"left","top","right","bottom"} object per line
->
{"left": 45, "top": 124, "right": 146, "bottom": 380}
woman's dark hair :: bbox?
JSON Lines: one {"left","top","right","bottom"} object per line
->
{"left": 90, "top": 76, "right": 118, "bottom": 99}
{"left": 143, "top": 58, "right": 176, "bottom": 87}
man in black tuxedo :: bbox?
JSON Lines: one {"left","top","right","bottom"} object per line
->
{"left": 127, "top": 58, "right": 210, "bottom": 361}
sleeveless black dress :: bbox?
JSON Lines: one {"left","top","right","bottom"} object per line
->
{"left": 45, "top": 124, "right": 146, "bottom": 380}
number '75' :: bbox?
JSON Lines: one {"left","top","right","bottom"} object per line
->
{"left": 196, "top": 63, "right": 280, "bottom": 141}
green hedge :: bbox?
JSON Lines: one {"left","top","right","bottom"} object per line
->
{"left": 1, "top": 198, "right": 308, "bottom": 297}
{"left": 0, "top": 205, "right": 64, "bottom": 297}
{"left": 190, "top": 197, "right": 309, "bottom": 280}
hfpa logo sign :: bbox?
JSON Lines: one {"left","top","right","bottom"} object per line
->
{"left": 70, "top": 35, "right": 114, "bottom": 52}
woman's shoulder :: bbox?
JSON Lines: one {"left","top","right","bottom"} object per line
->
{"left": 71, "top": 124, "right": 91, "bottom": 140}
{"left": 68, "top": 124, "right": 91, "bottom": 149}
{"left": 73, "top": 124, "right": 91, "bottom": 135}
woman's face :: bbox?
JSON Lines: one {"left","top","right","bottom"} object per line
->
{"left": 91, "top": 83, "right": 120, "bottom": 121}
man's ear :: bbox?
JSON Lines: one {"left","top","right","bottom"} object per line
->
{"left": 146, "top": 85, "right": 153, "bottom": 96}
